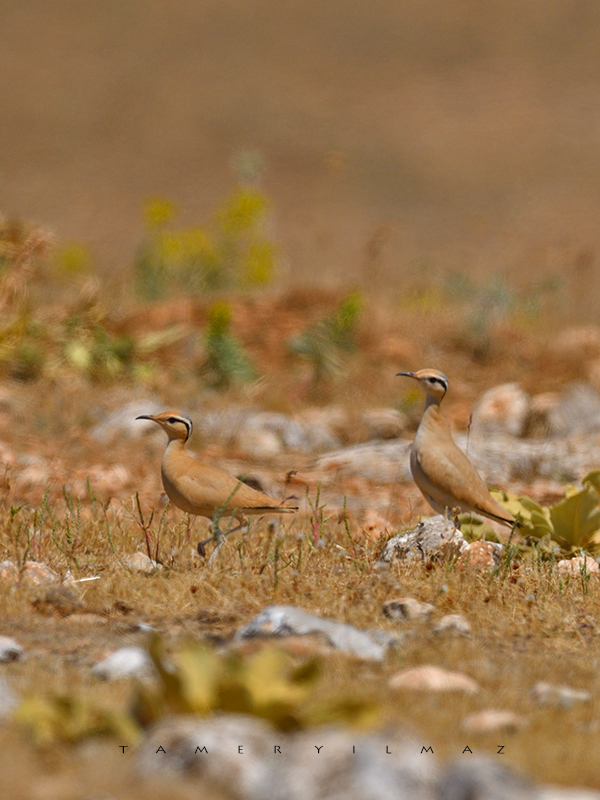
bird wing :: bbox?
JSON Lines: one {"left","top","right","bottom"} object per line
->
{"left": 178, "top": 461, "right": 296, "bottom": 514}
{"left": 417, "top": 434, "right": 515, "bottom": 525}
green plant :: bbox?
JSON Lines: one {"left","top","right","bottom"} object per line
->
{"left": 198, "top": 301, "right": 256, "bottom": 390}
{"left": 489, "top": 471, "right": 600, "bottom": 555}
{"left": 288, "top": 291, "right": 364, "bottom": 391}
{"left": 134, "top": 186, "right": 276, "bottom": 301}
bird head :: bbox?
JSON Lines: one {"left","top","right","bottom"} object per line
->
{"left": 136, "top": 410, "right": 193, "bottom": 442}
{"left": 397, "top": 369, "right": 449, "bottom": 402}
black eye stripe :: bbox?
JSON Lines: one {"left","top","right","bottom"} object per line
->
{"left": 426, "top": 376, "right": 448, "bottom": 391}
{"left": 165, "top": 416, "right": 193, "bottom": 439}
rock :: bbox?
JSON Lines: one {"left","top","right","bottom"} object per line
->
{"left": 316, "top": 432, "right": 600, "bottom": 486}
{"left": 557, "top": 557, "right": 599, "bottom": 577}
{"left": 471, "top": 383, "right": 530, "bottom": 437}
{"left": 382, "top": 597, "right": 434, "bottom": 623}
{"left": 440, "top": 755, "right": 536, "bottom": 800}
{"left": 456, "top": 541, "right": 503, "bottom": 571}
{"left": 256, "top": 727, "right": 438, "bottom": 800}
{"left": 530, "top": 682, "right": 591, "bottom": 708}
{"left": 380, "top": 516, "right": 467, "bottom": 563}
{"left": 91, "top": 399, "right": 162, "bottom": 442}
{"left": 361, "top": 408, "right": 408, "bottom": 440}
{"left": 461, "top": 709, "right": 525, "bottom": 734}
{"left": 137, "top": 715, "right": 439, "bottom": 800}
{"left": 433, "top": 614, "right": 471, "bottom": 637}
{"left": 0, "top": 561, "right": 18, "bottom": 582}
{"left": 200, "top": 408, "right": 340, "bottom": 455}
{"left": 0, "top": 636, "right": 23, "bottom": 662}
{"left": 389, "top": 665, "right": 480, "bottom": 695}
{"left": 0, "top": 677, "right": 18, "bottom": 718}
{"left": 236, "top": 427, "right": 284, "bottom": 459}
{"left": 137, "top": 714, "right": 273, "bottom": 790}
{"left": 91, "top": 646, "right": 154, "bottom": 680}
{"left": 123, "top": 552, "right": 163, "bottom": 574}
{"left": 0, "top": 560, "right": 59, "bottom": 587}
{"left": 235, "top": 606, "right": 399, "bottom": 662}
{"left": 547, "top": 382, "right": 600, "bottom": 437}
{"left": 316, "top": 440, "right": 412, "bottom": 482}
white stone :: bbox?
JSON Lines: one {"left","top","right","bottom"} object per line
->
{"left": 235, "top": 605, "right": 399, "bottom": 662}
{"left": 461, "top": 709, "right": 525, "bottom": 734}
{"left": 380, "top": 516, "right": 467, "bottom": 563}
{"left": 557, "top": 556, "right": 599, "bottom": 577}
{"left": 433, "top": 614, "right": 471, "bottom": 637}
{"left": 389, "top": 665, "right": 480, "bottom": 694}
{"left": 530, "top": 682, "right": 591, "bottom": 708}
{"left": 91, "top": 646, "right": 154, "bottom": 680}
{"left": 123, "top": 552, "right": 163, "bottom": 574}
{"left": 471, "top": 383, "right": 530, "bottom": 437}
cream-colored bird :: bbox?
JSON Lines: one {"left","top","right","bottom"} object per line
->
{"left": 397, "top": 369, "right": 517, "bottom": 528}
{"left": 137, "top": 410, "right": 298, "bottom": 552}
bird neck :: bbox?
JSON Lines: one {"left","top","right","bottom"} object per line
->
{"left": 165, "top": 437, "right": 187, "bottom": 453}
{"left": 424, "top": 394, "right": 442, "bottom": 410}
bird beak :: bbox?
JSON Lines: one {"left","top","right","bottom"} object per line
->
{"left": 396, "top": 371, "right": 416, "bottom": 378}
{"left": 136, "top": 414, "right": 155, "bottom": 421}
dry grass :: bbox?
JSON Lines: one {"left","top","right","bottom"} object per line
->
{"left": 1, "top": 486, "right": 600, "bottom": 794}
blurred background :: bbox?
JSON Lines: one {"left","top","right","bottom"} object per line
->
{"left": 3, "top": 0, "right": 600, "bottom": 306}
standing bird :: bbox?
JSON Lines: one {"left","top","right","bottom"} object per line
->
{"left": 136, "top": 410, "right": 298, "bottom": 554}
{"left": 397, "top": 369, "right": 516, "bottom": 528}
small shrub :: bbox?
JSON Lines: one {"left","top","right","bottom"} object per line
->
{"left": 198, "top": 301, "right": 256, "bottom": 390}
{"left": 288, "top": 291, "right": 364, "bottom": 392}
{"left": 134, "top": 186, "right": 277, "bottom": 301}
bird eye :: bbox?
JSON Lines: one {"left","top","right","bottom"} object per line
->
{"left": 167, "top": 417, "right": 178, "bottom": 424}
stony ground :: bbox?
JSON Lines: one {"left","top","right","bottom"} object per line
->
{"left": 0, "top": 291, "right": 600, "bottom": 797}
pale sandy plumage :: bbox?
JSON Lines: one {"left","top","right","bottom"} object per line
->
{"left": 397, "top": 370, "right": 516, "bottom": 527}
{"left": 137, "top": 410, "right": 298, "bottom": 523}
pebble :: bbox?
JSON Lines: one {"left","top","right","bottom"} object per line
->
{"left": 0, "top": 636, "right": 24, "bottom": 662}
{"left": 380, "top": 516, "right": 467, "bottom": 563}
{"left": 123, "top": 552, "right": 163, "bottom": 574}
{"left": 91, "top": 646, "right": 154, "bottom": 680}
{"left": 461, "top": 709, "right": 525, "bottom": 734}
{"left": 0, "top": 560, "right": 59, "bottom": 586}
{"left": 382, "top": 597, "right": 434, "bottom": 623}
{"left": 557, "top": 557, "right": 599, "bottom": 577}
{"left": 530, "top": 682, "right": 591, "bottom": 708}
{"left": 432, "top": 614, "right": 471, "bottom": 637}
{"left": 456, "top": 541, "right": 503, "bottom": 571}
{"left": 389, "top": 665, "right": 480, "bottom": 695}
{"left": 235, "top": 605, "right": 399, "bottom": 662}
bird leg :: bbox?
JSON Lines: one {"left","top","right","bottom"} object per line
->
{"left": 197, "top": 519, "right": 248, "bottom": 559}
{"left": 450, "top": 506, "right": 462, "bottom": 530}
